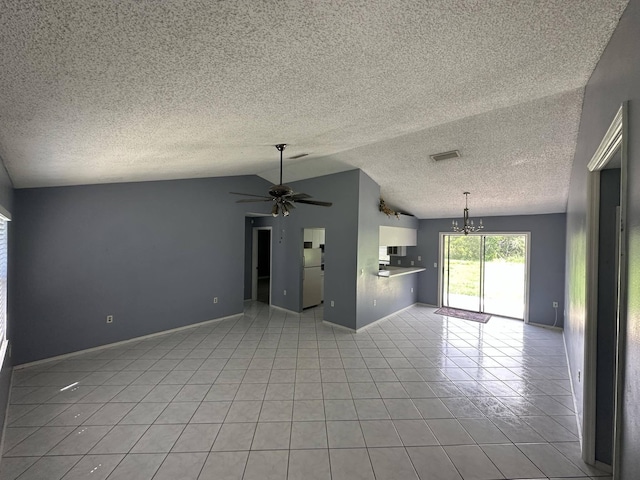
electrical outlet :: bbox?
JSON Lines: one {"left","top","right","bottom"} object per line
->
{"left": 434, "top": 262, "right": 438, "bottom": 268}
{"left": 410, "top": 260, "right": 414, "bottom": 266}
{"left": 284, "top": 290, "right": 287, "bottom": 296}
{"left": 552, "top": 301, "right": 558, "bottom": 308}
{"left": 418, "top": 255, "right": 422, "bottom": 261}
{"left": 578, "top": 370, "right": 581, "bottom": 382}
{"left": 214, "top": 297, "right": 218, "bottom": 304}
{"left": 411, "top": 287, "right": 414, "bottom": 293}
{"left": 373, "top": 299, "right": 376, "bottom": 306}
{"left": 397, "top": 259, "right": 401, "bottom": 265}
{"left": 330, "top": 300, "right": 335, "bottom": 307}
{"left": 106, "top": 315, "right": 113, "bottom": 324}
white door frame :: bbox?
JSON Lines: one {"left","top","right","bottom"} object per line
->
{"left": 583, "top": 103, "right": 628, "bottom": 477}
{"left": 252, "top": 227, "right": 273, "bottom": 303}
{"left": 437, "top": 231, "right": 531, "bottom": 323}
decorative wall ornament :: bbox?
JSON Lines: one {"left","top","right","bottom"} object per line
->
{"left": 379, "top": 197, "right": 400, "bottom": 219}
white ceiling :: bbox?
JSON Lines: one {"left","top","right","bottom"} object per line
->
{"left": 0, "top": 0, "right": 629, "bottom": 218}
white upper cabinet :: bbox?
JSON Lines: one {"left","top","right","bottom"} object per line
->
{"left": 313, "top": 229, "right": 325, "bottom": 248}
{"left": 303, "top": 229, "right": 314, "bottom": 243}
{"left": 379, "top": 226, "right": 417, "bottom": 246}
{"left": 304, "top": 228, "right": 326, "bottom": 248}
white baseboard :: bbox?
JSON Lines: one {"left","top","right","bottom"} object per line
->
{"left": 14, "top": 313, "right": 243, "bottom": 370}
{"left": 595, "top": 460, "right": 612, "bottom": 474}
{"left": 268, "top": 304, "right": 301, "bottom": 316}
{"left": 322, "top": 320, "right": 355, "bottom": 332}
{"left": 563, "top": 330, "right": 583, "bottom": 445}
{"left": 323, "top": 303, "right": 416, "bottom": 333}
{"left": 528, "top": 321, "right": 563, "bottom": 332}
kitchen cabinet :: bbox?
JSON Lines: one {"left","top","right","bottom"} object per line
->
{"left": 387, "top": 246, "right": 407, "bottom": 256}
{"left": 379, "top": 226, "right": 417, "bottom": 247}
{"left": 313, "top": 229, "right": 325, "bottom": 248}
{"left": 304, "top": 228, "right": 326, "bottom": 248}
{"left": 304, "top": 229, "right": 314, "bottom": 243}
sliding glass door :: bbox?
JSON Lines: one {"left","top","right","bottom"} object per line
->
{"left": 442, "top": 235, "right": 482, "bottom": 312}
{"left": 442, "top": 233, "right": 528, "bottom": 320}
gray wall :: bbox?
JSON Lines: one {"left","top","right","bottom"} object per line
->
{"left": 564, "top": 0, "right": 640, "bottom": 474}
{"left": 243, "top": 169, "right": 420, "bottom": 331}
{"left": 0, "top": 159, "right": 13, "bottom": 447}
{"left": 243, "top": 169, "right": 361, "bottom": 329}
{"left": 416, "top": 213, "right": 566, "bottom": 327}
{"left": 355, "top": 170, "right": 419, "bottom": 329}
{"left": 10, "top": 175, "right": 270, "bottom": 365}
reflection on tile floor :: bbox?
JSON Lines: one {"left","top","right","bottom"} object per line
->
{"left": 0, "top": 303, "right": 610, "bottom": 480}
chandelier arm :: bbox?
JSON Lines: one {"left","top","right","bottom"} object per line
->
{"left": 453, "top": 191, "right": 483, "bottom": 235}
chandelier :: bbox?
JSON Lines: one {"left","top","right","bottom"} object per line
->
{"left": 452, "top": 192, "right": 483, "bottom": 235}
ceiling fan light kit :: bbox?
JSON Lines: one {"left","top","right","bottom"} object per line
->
{"left": 452, "top": 192, "right": 484, "bottom": 235}
{"left": 230, "top": 144, "right": 332, "bottom": 217}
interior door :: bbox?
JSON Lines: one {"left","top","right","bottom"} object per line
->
{"left": 442, "top": 234, "right": 527, "bottom": 319}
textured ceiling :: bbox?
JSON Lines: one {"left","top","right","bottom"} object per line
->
{"left": 0, "top": 0, "right": 629, "bottom": 218}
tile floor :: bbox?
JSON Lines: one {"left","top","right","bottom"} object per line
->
{"left": 0, "top": 302, "right": 609, "bottom": 480}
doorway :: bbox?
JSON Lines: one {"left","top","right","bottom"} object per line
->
{"left": 440, "top": 233, "right": 529, "bottom": 320}
{"left": 594, "top": 165, "right": 620, "bottom": 467}
{"left": 582, "top": 103, "right": 628, "bottom": 477}
{"left": 302, "top": 228, "right": 325, "bottom": 309}
{"left": 252, "top": 227, "right": 272, "bottom": 304}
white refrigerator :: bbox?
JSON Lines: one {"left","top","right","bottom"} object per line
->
{"left": 303, "top": 248, "right": 322, "bottom": 308}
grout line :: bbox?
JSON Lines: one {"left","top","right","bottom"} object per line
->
{"left": 2, "top": 302, "right": 581, "bottom": 479}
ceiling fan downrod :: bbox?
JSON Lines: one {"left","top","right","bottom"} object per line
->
{"left": 275, "top": 144, "right": 286, "bottom": 186}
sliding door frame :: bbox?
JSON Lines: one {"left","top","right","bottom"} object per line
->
{"left": 438, "top": 231, "right": 531, "bottom": 323}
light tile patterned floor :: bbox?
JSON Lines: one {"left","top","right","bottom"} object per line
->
{"left": 0, "top": 302, "right": 609, "bottom": 480}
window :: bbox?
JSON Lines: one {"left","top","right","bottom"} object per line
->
{"left": 0, "top": 210, "right": 9, "bottom": 367}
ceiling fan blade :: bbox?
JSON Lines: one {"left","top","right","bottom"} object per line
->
{"left": 289, "top": 193, "right": 312, "bottom": 201}
{"left": 236, "top": 198, "right": 273, "bottom": 203}
{"left": 296, "top": 199, "right": 333, "bottom": 207}
{"left": 229, "top": 191, "right": 272, "bottom": 199}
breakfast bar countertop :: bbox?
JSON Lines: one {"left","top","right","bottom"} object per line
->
{"left": 377, "top": 266, "right": 426, "bottom": 277}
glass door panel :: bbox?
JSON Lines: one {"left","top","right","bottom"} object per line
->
{"left": 482, "top": 235, "right": 526, "bottom": 319}
{"left": 442, "top": 234, "right": 527, "bottom": 320}
{"left": 443, "top": 235, "right": 482, "bottom": 311}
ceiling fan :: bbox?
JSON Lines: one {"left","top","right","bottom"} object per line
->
{"left": 231, "top": 144, "right": 333, "bottom": 216}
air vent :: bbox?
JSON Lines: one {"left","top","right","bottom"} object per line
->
{"left": 289, "top": 153, "right": 309, "bottom": 159}
{"left": 430, "top": 150, "right": 461, "bottom": 161}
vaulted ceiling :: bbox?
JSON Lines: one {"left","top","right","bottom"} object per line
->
{"left": 0, "top": 1, "right": 629, "bottom": 218}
